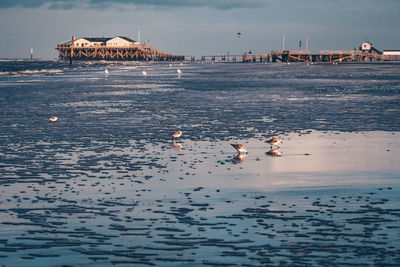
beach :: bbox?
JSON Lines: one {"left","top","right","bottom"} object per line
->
{"left": 0, "top": 60, "right": 399, "bottom": 266}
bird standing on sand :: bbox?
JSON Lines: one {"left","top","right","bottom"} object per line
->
{"left": 231, "top": 144, "right": 247, "bottom": 154}
{"left": 266, "top": 137, "right": 281, "bottom": 148}
{"left": 171, "top": 130, "right": 182, "bottom": 138}
{"left": 142, "top": 70, "right": 147, "bottom": 76}
{"left": 49, "top": 116, "right": 58, "bottom": 122}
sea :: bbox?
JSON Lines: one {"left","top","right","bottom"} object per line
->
{"left": 0, "top": 59, "right": 399, "bottom": 266}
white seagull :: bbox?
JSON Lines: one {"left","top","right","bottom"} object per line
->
{"left": 49, "top": 116, "right": 58, "bottom": 122}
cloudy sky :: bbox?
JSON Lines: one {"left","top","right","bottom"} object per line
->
{"left": 0, "top": 0, "right": 399, "bottom": 58}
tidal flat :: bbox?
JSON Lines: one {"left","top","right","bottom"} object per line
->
{"left": 0, "top": 60, "right": 399, "bottom": 266}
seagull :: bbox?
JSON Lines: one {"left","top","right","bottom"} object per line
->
{"left": 49, "top": 116, "right": 58, "bottom": 122}
{"left": 266, "top": 149, "right": 282, "bottom": 157}
{"left": 171, "top": 130, "right": 182, "bottom": 138}
{"left": 105, "top": 68, "right": 109, "bottom": 74}
{"left": 231, "top": 144, "right": 247, "bottom": 154}
{"left": 266, "top": 137, "right": 281, "bottom": 148}
{"left": 142, "top": 70, "right": 147, "bottom": 76}
{"left": 180, "top": 62, "right": 183, "bottom": 66}
{"left": 177, "top": 69, "right": 182, "bottom": 74}
{"left": 169, "top": 64, "right": 172, "bottom": 67}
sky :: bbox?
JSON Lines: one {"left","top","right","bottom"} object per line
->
{"left": 0, "top": 0, "right": 399, "bottom": 58}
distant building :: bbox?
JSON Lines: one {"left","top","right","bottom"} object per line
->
{"left": 383, "top": 50, "right": 400, "bottom": 61}
{"left": 361, "top": 41, "right": 373, "bottom": 51}
{"left": 74, "top": 37, "right": 109, "bottom": 47}
{"left": 106, "top": 36, "right": 137, "bottom": 47}
{"left": 359, "top": 41, "right": 400, "bottom": 60}
{"left": 57, "top": 36, "right": 138, "bottom": 48}
{"left": 56, "top": 35, "right": 185, "bottom": 61}
{"left": 360, "top": 41, "right": 382, "bottom": 54}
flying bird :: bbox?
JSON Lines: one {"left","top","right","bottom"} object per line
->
{"left": 142, "top": 70, "right": 147, "bottom": 76}
{"left": 231, "top": 144, "right": 247, "bottom": 154}
{"left": 177, "top": 69, "right": 182, "bottom": 74}
{"left": 105, "top": 68, "right": 109, "bottom": 74}
{"left": 237, "top": 32, "right": 242, "bottom": 38}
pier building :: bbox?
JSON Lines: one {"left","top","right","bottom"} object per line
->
{"left": 383, "top": 50, "right": 400, "bottom": 61}
{"left": 56, "top": 35, "right": 184, "bottom": 61}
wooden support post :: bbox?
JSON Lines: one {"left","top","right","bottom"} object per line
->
{"left": 70, "top": 35, "right": 75, "bottom": 65}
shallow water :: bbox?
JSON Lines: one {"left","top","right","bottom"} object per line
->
{"left": 0, "top": 60, "right": 399, "bottom": 266}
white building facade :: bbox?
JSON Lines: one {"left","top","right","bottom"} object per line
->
{"left": 106, "top": 37, "right": 137, "bottom": 47}
{"left": 61, "top": 36, "right": 138, "bottom": 48}
{"left": 383, "top": 50, "right": 400, "bottom": 61}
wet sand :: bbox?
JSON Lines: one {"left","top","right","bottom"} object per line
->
{"left": 0, "top": 130, "right": 399, "bottom": 266}
{"left": 1, "top": 61, "right": 400, "bottom": 266}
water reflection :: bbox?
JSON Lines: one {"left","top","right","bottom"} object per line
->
{"left": 172, "top": 141, "right": 183, "bottom": 149}
{"left": 266, "top": 149, "right": 282, "bottom": 157}
{"left": 236, "top": 153, "right": 248, "bottom": 162}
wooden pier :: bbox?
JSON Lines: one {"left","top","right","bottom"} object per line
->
{"left": 56, "top": 43, "right": 184, "bottom": 61}
{"left": 265, "top": 50, "right": 390, "bottom": 63}
{"left": 57, "top": 37, "right": 391, "bottom": 63}
{"left": 198, "top": 50, "right": 390, "bottom": 63}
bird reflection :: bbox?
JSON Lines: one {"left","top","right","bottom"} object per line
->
{"left": 266, "top": 149, "right": 282, "bottom": 157}
{"left": 172, "top": 141, "right": 183, "bottom": 149}
{"left": 236, "top": 153, "right": 247, "bottom": 162}
{"left": 227, "top": 153, "right": 247, "bottom": 164}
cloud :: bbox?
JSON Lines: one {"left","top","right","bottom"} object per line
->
{"left": 0, "top": 0, "right": 267, "bottom": 10}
